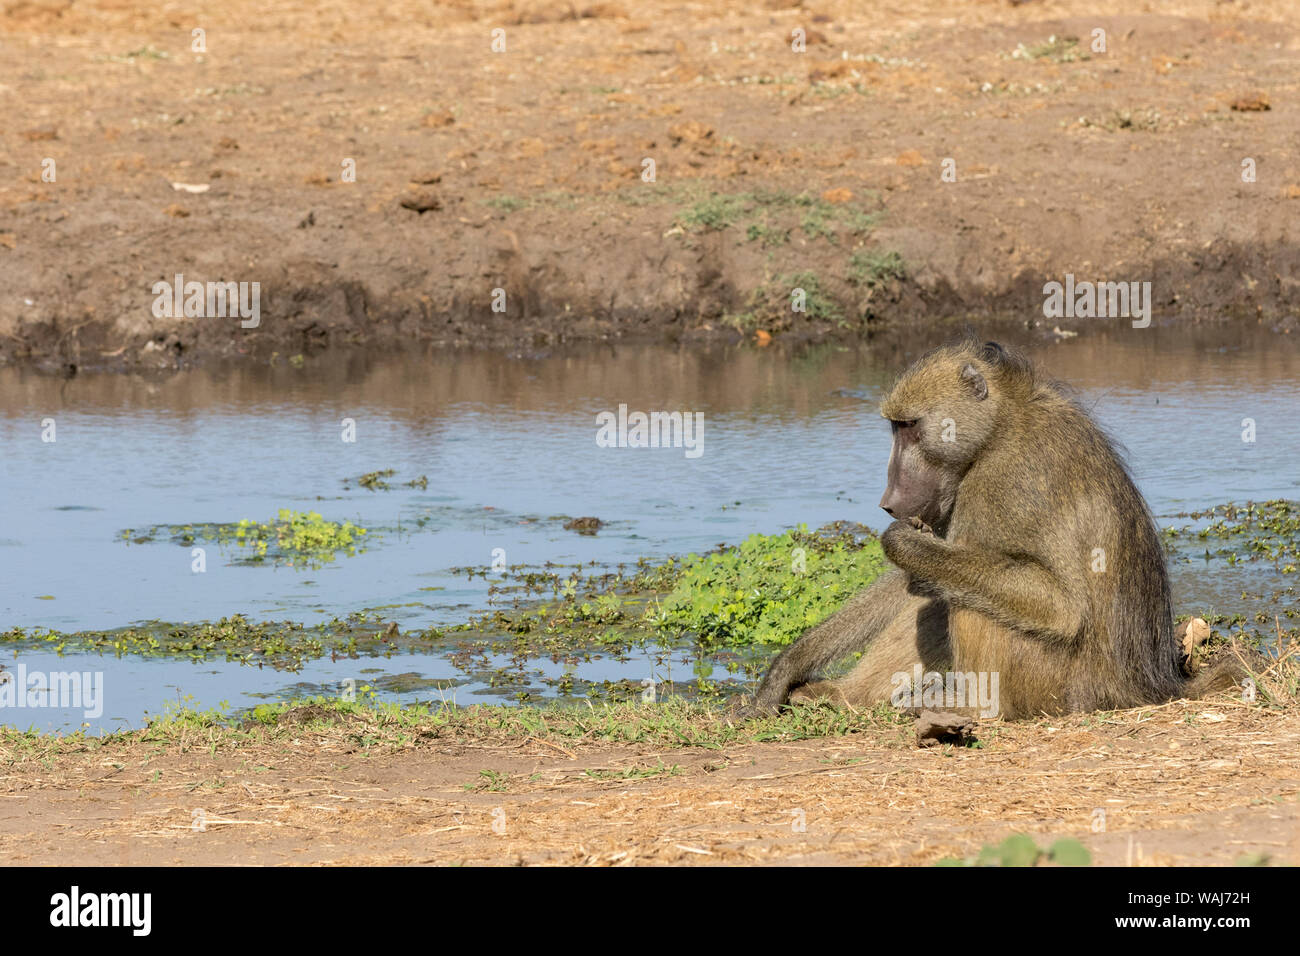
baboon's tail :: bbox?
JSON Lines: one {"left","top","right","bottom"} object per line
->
{"left": 1181, "top": 645, "right": 1265, "bottom": 700}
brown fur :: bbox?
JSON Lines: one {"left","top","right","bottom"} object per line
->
{"left": 745, "top": 340, "right": 1250, "bottom": 719}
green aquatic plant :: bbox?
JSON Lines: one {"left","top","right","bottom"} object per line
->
{"left": 41, "top": 524, "right": 888, "bottom": 700}
{"left": 647, "top": 524, "right": 887, "bottom": 647}
{"left": 0, "top": 610, "right": 411, "bottom": 672}
{"left": 1165, "top": 500, "right": 1299, "bottom": 574}
{"left": 124, "top": 509, "right": 369, "bottom": 568}
{"left": 270, "top": 510, "right": 366, "bottom": 557}
{"left": 357, "top": 469, "right": 395, "bottom": 490}
{"left": 342, "top": 470, "right": 427, "bottom": 492}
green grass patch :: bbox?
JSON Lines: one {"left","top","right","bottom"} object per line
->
{"left": 785, "top": 270, "right": 844, "bottom": 324}
{"left": 728, "top": 270, "right": 849, "bottom": 332}
{"left": 0, "top": 695, "right": 914, "bottom": 753}
{"left": 745, "top": 222, "right": 790, "bottom": 247}
{"left": 678, "top": 193, "right": 753, "bottom": 230}
{"left": 849, "top": 250, "right": 906, "bottom": 287}
{"left": 675, "top": 190, "right": 879, "bottom": 246}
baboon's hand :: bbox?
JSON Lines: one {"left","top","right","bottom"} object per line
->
{"left": 880, "top": 517, "right": 914, "bottom": 558}
{"left": 881, "top": 518, "right": 942, "bottom": 573}
{"left": 907, "top": 516, "right": 935, "bottom": 535}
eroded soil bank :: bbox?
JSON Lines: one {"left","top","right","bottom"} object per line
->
{"left": 3, "top": 0, "right": 1299, "bottom": 370}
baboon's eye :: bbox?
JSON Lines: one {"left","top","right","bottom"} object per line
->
{"left": 890, "top": 419, "right": 919, "bottom": 432}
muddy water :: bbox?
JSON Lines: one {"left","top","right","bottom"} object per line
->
{"left": 2, "top": 325, "right": 1298, "bottom": 730}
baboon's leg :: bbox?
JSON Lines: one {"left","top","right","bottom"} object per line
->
{"left": 791, "top": 595, "right": 950, "bottom": 707}
{"left": 744, "top": 570, "right": 942, "bottom": 714}
{"left": 944, "top": 607, "right": 1067, "bottom": 719}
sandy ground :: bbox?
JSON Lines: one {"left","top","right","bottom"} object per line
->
{"left": 2, "top": 0, "right": 1298, "bottom": 369}
{"left": 2, "top": 697, "right": 1297, "bottom": 866}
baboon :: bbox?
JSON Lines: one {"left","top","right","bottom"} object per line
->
{"left": 745, "top": 339, "right": 1243, "bottom": 719}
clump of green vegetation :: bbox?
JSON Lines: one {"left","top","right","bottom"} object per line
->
{"left": 938, "top": 834, "right": 1092, "bottom": 867}
{"left": 837, "top": 206, "right": 882, "bottom": 235}
{"left": 746, "top": 222, "right": 790, "bottom": 247}
{"left": 784, "top": 271, "right": 843, "bottom": 324}
{"left": 469, "top": 769, "right": 513, "bottom": 792}
{"left": 727, "top": 270, "right": 847, "bottom": 332}
{"left": 343, "top": 469, "right": 427, "bottom": 492}
{"left": 436, "top": 522, "right": 892, "bottom": 702}
{"left": 678, "top": 193, "right": 753, "bottom": 231}
{"left": 648, "top": 523, "right": 886, "bottom": 647}
{"left": 123, "top": 509, "right": 369, "bottom": 568}
{"left": 357, "top": 469, "right": 395, "bottom": 490}
{"left": 201, "top": 510, "right": 366, "bottom": 565}
{"left": 799, "top": 201, "right": 838, "bottom": 242}
{"left": 1010, "top": 35, "right": 1088, "bottom": 63}
{"left": 676, "top": 190, "right": 879, "bottom": 246}
{"left": 849, "top": 250, "right": 906, "bottom": 287}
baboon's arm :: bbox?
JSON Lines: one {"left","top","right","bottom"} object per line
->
{"left": 881, "top": 521, "right": 1085, "bottom": 643}
{"left": 742, "top": 569, "right": 912, "bottom": 715}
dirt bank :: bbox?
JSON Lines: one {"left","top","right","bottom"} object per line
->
{"left": 2, "top": 0, "right": 1299, "bottom": 370}
{"left": 1, "top": 696, "right": 1296, "bottom": 866}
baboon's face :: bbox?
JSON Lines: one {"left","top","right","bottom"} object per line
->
{"left": 879, "top": 418, "right": 950, "bottom": 527}
{"left": 878, "top": 350, "right": 998, "bottom": 531}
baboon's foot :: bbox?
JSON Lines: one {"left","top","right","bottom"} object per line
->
{"left": 728, "top": 695, "right": 777, "bottom": 719}
{"left": 788, "top": 681, "right": 845, "bottom": 706}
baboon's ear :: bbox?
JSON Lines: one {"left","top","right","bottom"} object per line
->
{"left": 960, "top": 363, "right": 989, "bottom": 400}
{"left": 980, "top": 341, "right": 1006, "bottom": 363}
